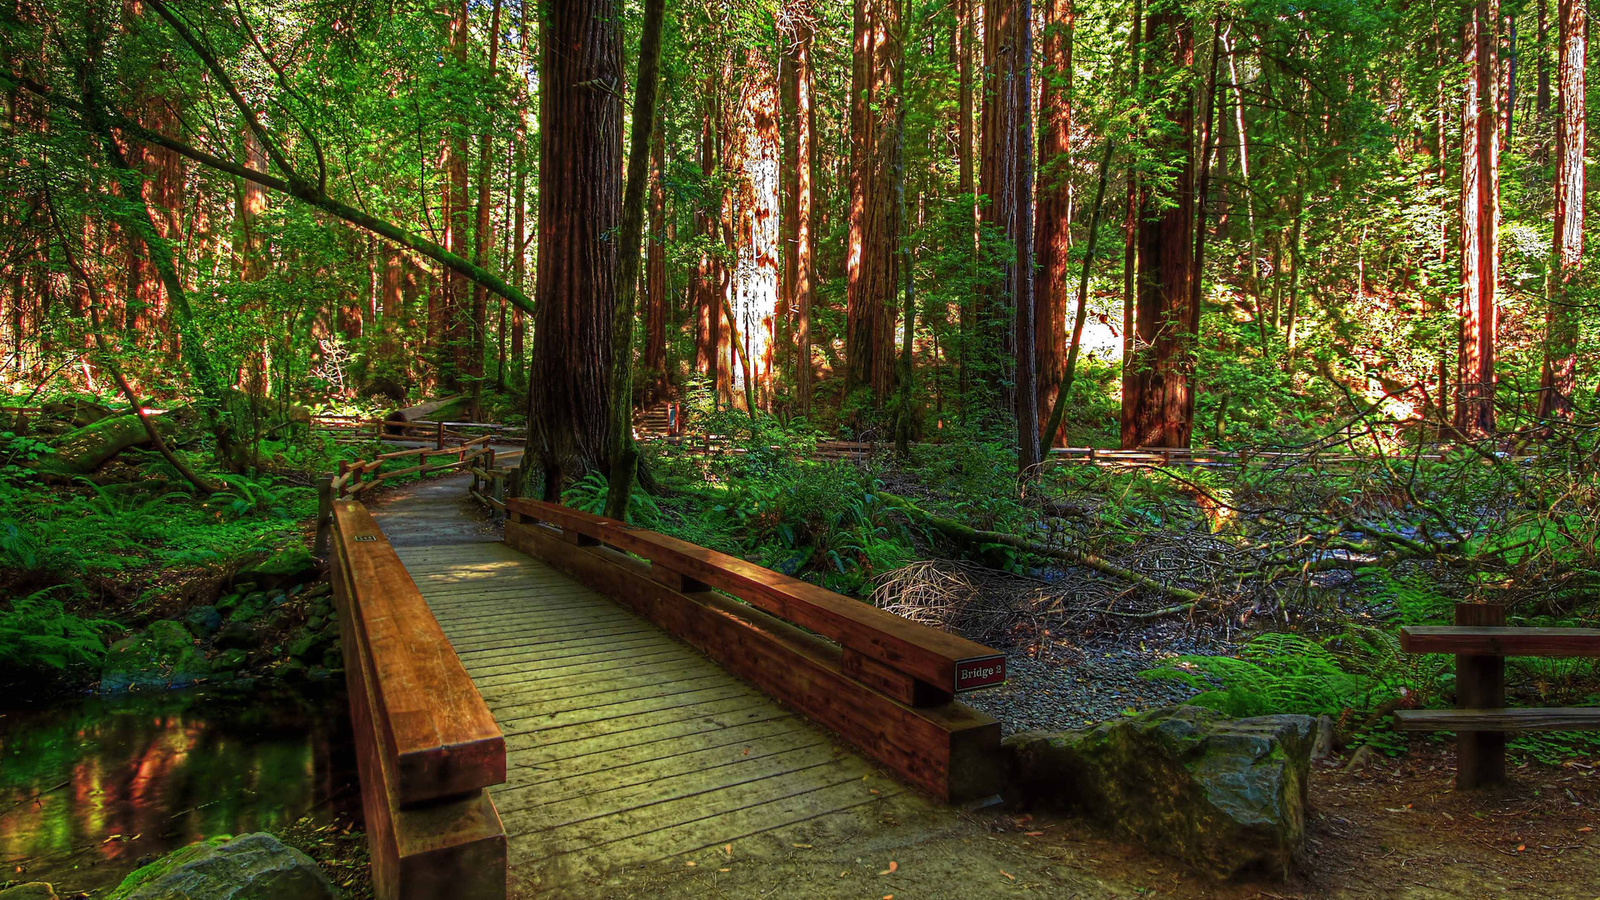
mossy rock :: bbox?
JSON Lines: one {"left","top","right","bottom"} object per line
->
{"left": 1004, "top": 705, "right": 1314, "bottom": 880}
{"left": 184, "top": 606, "right": 222, "bottom": 639}
{"left": 101, "top": 621, "right": 211, "bottom": 693}
{"left": 234, "top": 546, "right": 316, "bottom": 588}
{"left": 106, "top": 833, "right": 339, "bottom": 900}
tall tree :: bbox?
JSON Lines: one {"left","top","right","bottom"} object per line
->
{"left": 441, "top": 0, "right": 471, "bottom": 390}
{"left": 1119, "top": 3, "right": 1196, "bottom": 450}
{"left": 980, "top": 0, "right": 1038, "bottom": 469}
{"left": 1456, "top": 0, "right": 1500, "bottom": 437}
{"left": 1034, "top": 0, "right": 1073, "bottom": 447}
{"left": 781, "top": 3, "right": 818, "bottom": 415}
{"left": 1538, "top": 0, "right": 1585, "bottom": 421}
{"left": 467, "top": 0, "right": 505, "bottom": 417}
{"left": 644, "top": 128, "right": 668, "bottom": 404}
{"left": 847, "top": 0, "right": 903, "bottom": 401}
{"left": 731, "top": 45, "right": 780, "bottom": 410}
{"left": 523, "top": 0, "right": 622, "bottom": 501}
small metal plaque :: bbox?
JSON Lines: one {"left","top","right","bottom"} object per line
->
{"left": 954, "top": 655, "right": 1007, "bottom": 692}
{"left": 354, "top": 534, "right": 379, "bottom": 543}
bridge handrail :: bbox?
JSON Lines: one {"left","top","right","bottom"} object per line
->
{"left": 330, "top": 501, "right": 507, "bottom": 898}
{"left": 505, "top": 498, "right": 1006, "bottom": 701}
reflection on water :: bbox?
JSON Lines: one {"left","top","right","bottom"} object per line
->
{"left": 0, "top": 685, "right": 356, "bottom": 894}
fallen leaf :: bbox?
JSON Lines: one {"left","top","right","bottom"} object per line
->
{"left": 870, "top": 789, "right": 880, "bottom": 795}
{"left": 1024, "top": 831, "right": 1043, "bottom": 837}
{"left": 1516, "top": 844, "right": 1526, "bottom": 852}
{"left": 719, "top": 868, "right": 730, "bottom": 873}
{"left": 1579, "top": 827, "right": 1594, "bottom": 834}
{"left": 1000, "top": 870, "right": 1015, "bottom": 880}
{"left": 686, "top": 861, "right": 697, "bottom": 867}
{"left": 792, "top": 844, "right": 813, "bottom": 849}
{"left": 724, "top": 844, "right": 732, "bottom": 856}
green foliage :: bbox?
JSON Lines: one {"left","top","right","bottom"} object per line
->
{"left": 0, "top": 430, "right": 50, "bottom": 484}
{"left": 0, "top": 585, "right": 113, "bottom": 673}
{"left": 1144, "top": 627, "right": 1451, "bottom": 750}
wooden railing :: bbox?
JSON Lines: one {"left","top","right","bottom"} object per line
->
{"left": 329, "top": 502, "right": 507, "bottom": 899}
{"left": 328, "top": 435, "right": 495, "bottom": 501}
{"left": 312, "top": 414, "right": 524, "bottom": 447}
{"left": 639, "top": 435, "right": 1459, "bottom": 471}
{"left": 1395, "top": 603, "right": 1600, "bottom": 788}
{"left": 467, "top": 459, "right": 513, "bottom": 517}
{"left": 502, "top": 497, "right": 1007, "bottom": 803}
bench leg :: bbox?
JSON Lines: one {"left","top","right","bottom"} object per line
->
{"left": 1455, "top": 602, "right": 1506, "bottom": 789}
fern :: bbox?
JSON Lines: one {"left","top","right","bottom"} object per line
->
{"left": 0, "top": 586, "right": 112, "bottom": 672}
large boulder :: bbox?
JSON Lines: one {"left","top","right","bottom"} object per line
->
{"left": 1004, "top": 705, "right": 1314, "bottom": 880}
{"left": 106, "top": 833, "right": 339, "bottom": 900}
{"left": 100, "top": 621, "right": 211, "bottom": 693}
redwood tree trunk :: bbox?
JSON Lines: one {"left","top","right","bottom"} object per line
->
{"left": 846, "top": 0, "right": 903, "bottom": 402}
{"left": 1119, "top": 5, "right": 1196, "bottom": 450}
{"left": 1538, "top": 0, "right": 1584, "bottom": 422}
{"left": 981, "top": 0, "right": 1039, "bottom": 470}
{"left": 1456, "top": 0, "right": 1500, "bottom": 437}
{"left": 1034, "top": 0, "right": 1073, "bottom": 447}
{"left": 523, "top": 0, "right": 622, "bottom": 499}
{"left": 693, "top": 96, "right": 722, "bottom": 391}
{"left": 785, "top": 7, "right": 818, "bottom": 415}
{"left": 468, "top": 0, "right": 505, "bottom": 417}
{"left": 732, "top": 46, "right": 780, "bottom": 411}
{"left": 644, "top": 128, "right": 668, "bottom": 402}
{"left": 440, "top": 0, "right": 471, "bottom": 391}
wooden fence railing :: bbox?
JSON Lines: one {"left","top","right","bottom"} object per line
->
{"left": 312, "top": 414, "right": 524, "bottom": 447}
{"left": 639, "top": 434, "right": 1457, "bottom": 470}
{"left": 502, "top": 497, "right": 1007, "bottom": 803}
{"left": 326, "top": 435, "right": 494, "bottom": 502}
{"left": 468, "top": 460, "right": 513, "bottom": 517}
{"left": 1395, "top": 602, "right": 1600, "bottom": 788}
{"left": 329, "top": 501, "right": 507, "bottom": 900}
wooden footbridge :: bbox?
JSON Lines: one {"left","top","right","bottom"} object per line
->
{"left": 317, "top": 467, "right": 1007, "bottom": 899}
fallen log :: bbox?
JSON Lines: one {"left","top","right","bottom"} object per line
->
{"left": 385, "top": 395, "right": 466, "bottom": 426}
{"left": 30, "top": 413, "right": 176, "bottom": 477}
{"left": 873, "top": 491, "right": 1206, "bottom": 608}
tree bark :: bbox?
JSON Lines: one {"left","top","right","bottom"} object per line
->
{"left": 786, "top": 6, "right": 818, "bottom": 416}
{"left": 846, "top": 0, "right": 903, "bottom": 402}
{"left": 1455, "top": 0, "right": 1500, "bottom": 437}
{"left": 468, "top": 0, "right": 506, "bottom": 416}
{"left": 1034, "top": 0, "right": 1073, "bottom": 448}
{"left": 730, "top": 46, "right": 781, "bottom": 411}
{"left": 644, "top": 128, "right": 668, "bottom": 403}
{"left": 1119, "top": 4, "right": 1196, "bottom": 450}
{"left": 602, "top": 0, "right": 666, "bottom": 520}
{"left": 1538, "top": 0, "right": 1585, "bottom": 422}
{"left": 523, "top": 0, "right": 623, "bottom": 501}
{"left": 981, "top": 0, "right": 1039, "bottom": 471}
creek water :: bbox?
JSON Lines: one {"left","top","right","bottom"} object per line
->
{"left": 0, "top": 684, "right": 357, "bottom": 895}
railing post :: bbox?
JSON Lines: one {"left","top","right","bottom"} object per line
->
{"left": 314, "top": 474, "right": 334, "bottom": 560}
{"left": 435, "top": 421, "right": 446, "bottom": 451}
{"left": 1455, "top": 601, "right": 1507, "bottom": 789}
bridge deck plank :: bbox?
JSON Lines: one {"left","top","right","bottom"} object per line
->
{"left": 390, "top": 540, "right": 903, "bottom": 887}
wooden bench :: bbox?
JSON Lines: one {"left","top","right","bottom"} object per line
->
{"left": 1395, "top": 603, "right": 1600, "bottom": 788}
{"left": 330, "top": 502, "right": 508, "bottom": 900}
{"left": 502, "top": 497, "right": 1007, "bottom": 803}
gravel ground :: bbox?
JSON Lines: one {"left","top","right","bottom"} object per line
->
{"left": 963, "top": 649, "right": 1202, "bottom": 734}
